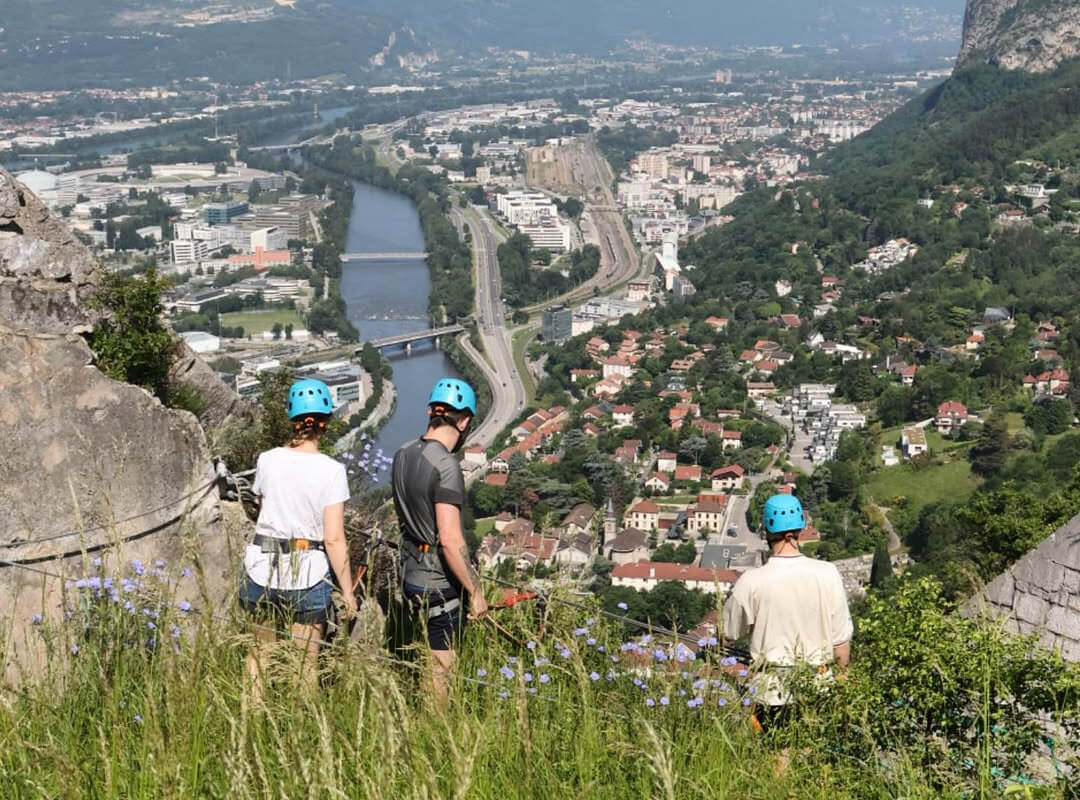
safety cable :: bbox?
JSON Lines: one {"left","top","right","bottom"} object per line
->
{"left": 0, "top": 477, "right": 219, "bottom": 552}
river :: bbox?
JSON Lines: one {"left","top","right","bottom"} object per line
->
{"left": 341, "top": 181, "right": 463, "bottom": 484}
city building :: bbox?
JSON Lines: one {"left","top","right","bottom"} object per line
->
{"left": 541, "top": 305, "right": 572, "bottom": 342}
{"left": 611, "top": 561, "right": 738, "bottom": 594}
{"left": 203, "top": 200, "right": 249, "bottom": 226}
{"left": 170, "top": 239, "right": 209, "bottom": 265}
{"left": 179, "top": 331, "right": 221, "bottom": 354}
{"left": 902, "top": 426, "right": 928, "bottom": 459}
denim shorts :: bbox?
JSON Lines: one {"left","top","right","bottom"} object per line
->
{"left": 403, "top": 583, "right": 467, "bottom": 651}
{"left": 241, "top": 573, "right": 334, "bottom": 625}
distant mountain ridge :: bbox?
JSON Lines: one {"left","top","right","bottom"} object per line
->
{"left": 958, "top": 0, "right": 1080, "bottom": 72}
{"left": 0, "top": 0, "right": 433, "bottom": 89}
{"left": 355, "top": 0, "right": 964, "bottom": 53}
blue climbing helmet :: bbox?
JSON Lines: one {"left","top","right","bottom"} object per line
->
{"left": 288, "top": 378, "right": 333, "bottom": 419}
{"left": 763, "top": 493, "right": 805, "bottom": 535}
{"left": 427, "top": 378, "right": 477, "bottom": 416}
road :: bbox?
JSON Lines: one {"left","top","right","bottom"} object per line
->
{"left": 451, "top": 205, "right": 527, "bottom": 450}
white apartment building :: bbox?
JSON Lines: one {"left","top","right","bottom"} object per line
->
{"left": 496, "top": 191, "right": 556, "bottom": 226}
{"left": 518, "top": 218, "right": 571, "bottom": 252}
{"left": 171, "top": 239, "right": 209, "bottom": 265}
{"left": 633, "top": 150, "right": 669, "bottom": 180}
{"left": 250, "top": 226, "right": 287, "bottom": 252}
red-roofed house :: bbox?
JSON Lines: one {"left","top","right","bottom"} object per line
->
{"left": 721, "top": 430, "right": 743, "bottom": 450}
{"left": 612, "top": 404, "right": 635, "bottom": 427}
{"left": 611, "top": 561, "right": 738, "bottom": 594}
{"left": 778, "top": 314, "right": 801, "bottom": 329}
{"left": 657, "top": 451, "right": 678, "bottom": 473}
{"left": 583, "top": 422, "right": 601, "bottom": 437}
{"left": 645, "top": 472, "right": 671, "bottom": 492}
{"left": 674, "top": 465, "right": 702, "bottom": 483}
{"left": 711, "top": 464, "right": 745, "bottom": 491}
{"left": 966, "top": 333, "right": 985, "bottom": 351}
{"left": 755, "top": 360, "right": 779, "bottom": 376}
{"left": 687, "top": 501, "right": 728, "bottom": 536}
{"left": 740, "top": 349, "right": 762, "bottom": 364}
{"left": 583, "top": 406, "right": 606, "bottom": 421}
{"left": 485, "top": 472, "right": 508, "bottom": 487}
{"left": 936, "top": 402, "right": 968, "bottom": 434}
{"left": 602, "top": 356, "right": 632, "bottom": 380}
{"left": 1024, "top": 369, "right": 1070, "bottom": 395}
{"left": 705, "top": 316, "right": 729, "bottom": 331}
{"left": 746, "top": 382, "right": 775, "bottom": 398}
{"left": 463, "top": 445, "right": 487, "bottom": 467}
{"left": 900, "top": 365, "right": 917, "bottom": 386}
{"left": 628, "top": 501, "right": 660, "bottom": 531}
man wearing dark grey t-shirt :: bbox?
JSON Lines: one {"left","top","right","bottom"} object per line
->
{"left": 392, "top": 378, "right": 488, "bottom": 702}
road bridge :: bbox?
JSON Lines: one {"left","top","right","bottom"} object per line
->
{"left": 340, "top": 252, "right": 429, "bottom": 262}
{"left": 363, "top": 324, "right": 464, "bottom": 355}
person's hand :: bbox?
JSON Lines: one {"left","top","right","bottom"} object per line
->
{"left": 340, "top": 591, "right": 359, "bottom": 621}
{"left": 469, "top": 590, "right": 489, "bottom": 620}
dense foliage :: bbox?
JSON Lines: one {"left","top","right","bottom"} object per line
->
{"left": 497, "top": 234, "right": 600, "bottom": 308}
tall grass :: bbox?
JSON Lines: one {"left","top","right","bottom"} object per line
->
{"left": 0, "top": 565, "right": 1071, "bottom": 798}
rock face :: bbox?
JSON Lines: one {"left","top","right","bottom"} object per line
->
{"left": 974, "top": 512, "right": 1080, "bottom": 662}
{"left": 0, "top": 168, "right": 244, "bottom": 679}
{"left": 169, "top": 339, "right": 254, "bottom": 430}
{"left": 958, "top": 0, "right": 1080, "bottom": 73}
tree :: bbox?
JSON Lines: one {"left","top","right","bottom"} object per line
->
{"left": 284, "top": 323, "right": 294, "bottom": 340}
{"left": 472, "top": 483, "right": 505, "bottom": 516}
{"left": 271, "top": 322, "right": 283, "bottom": 340}
{"left": 969, "top": 411, "right": 1011, "bottom": 478}
{"left": 877, "top": 386, "right": 913, "bottom": 427}
{"left": 248, "top": 179, "right": 261, "bottom": 204}
{"left": 869, "top": 540, "right": 893, "bottom": 588}
{"left": 88, "top": 269, "right": 175, "bottom": 403}
{"left": 679, "top": 435, "right": 707, "bottom": 465}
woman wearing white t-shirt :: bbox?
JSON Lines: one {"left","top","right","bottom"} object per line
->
{"left": 241, "top": 378, "right": 356, "bottom": 696}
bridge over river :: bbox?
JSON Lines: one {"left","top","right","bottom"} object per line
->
{"left": 362, "top": 324, "right": 464, "bottom": 354}
{"left": 340, "top": 252, "right": 429, "bottom": 261}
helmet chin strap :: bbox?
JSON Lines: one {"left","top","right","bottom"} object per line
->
{"left": 451, "top": 418, "right": 472, "bottom": 454}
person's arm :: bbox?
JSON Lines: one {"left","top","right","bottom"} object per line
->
{"left": 323, "top": 502, "right": 357, "bottom": 615}
{"left": 436, "top": 503, "right": 488, "bottom": 618}
{"left": 832, "top": 641, "right": 850, "bottom": 670}
{"left": 830, "top": 568, "right": 854, "bottom": 669}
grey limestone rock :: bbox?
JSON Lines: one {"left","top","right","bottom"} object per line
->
{"left": 972, "top": 512, "right": 1080, "bottom": 661}
{"left": 958, "top": 0, "right": 1080, "bottom": 73}
{"left": 0, "top": 168, "right": 244, "bottom": 680}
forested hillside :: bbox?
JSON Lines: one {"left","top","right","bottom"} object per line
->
{"left": 674, "top": 58, "right": 1080, "bottom": 598}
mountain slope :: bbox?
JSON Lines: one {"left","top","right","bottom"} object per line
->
{"left": 0, "top": 0, "right": 430, "bottom": 89}
{"left": 356, "top": 0, "right": 963, "bottom": 53}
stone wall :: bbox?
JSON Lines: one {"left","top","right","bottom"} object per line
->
{"left": 973, "top": 512, "right": 1080, "bottom": 662}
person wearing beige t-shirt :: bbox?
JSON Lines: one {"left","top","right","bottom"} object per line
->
{"left": 723, "top": 493, "right": 853, "bottom": 733}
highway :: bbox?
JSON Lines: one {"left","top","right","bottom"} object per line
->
{"left": 452, "top": 205, "right": 528, "bottom": 450}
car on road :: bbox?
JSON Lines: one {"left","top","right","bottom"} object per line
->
{"left": 727, "top": 526, "right": 738, "bottom": 538}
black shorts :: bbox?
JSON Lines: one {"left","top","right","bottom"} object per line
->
{"left": 403, "top": 583, "right": 467, "bottom": 651}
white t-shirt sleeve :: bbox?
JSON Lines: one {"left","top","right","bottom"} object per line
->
{"left": 252, "top": 452, "right": 267, "bottom": 497}
{"left": 829, "top": 568, "right": 854, "bottom": 646}
{"left": 322, "top": 461, "right": 350, "bottom": 508}
{"left": 722, "top": 579, "right": 752, "bottom": 641}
